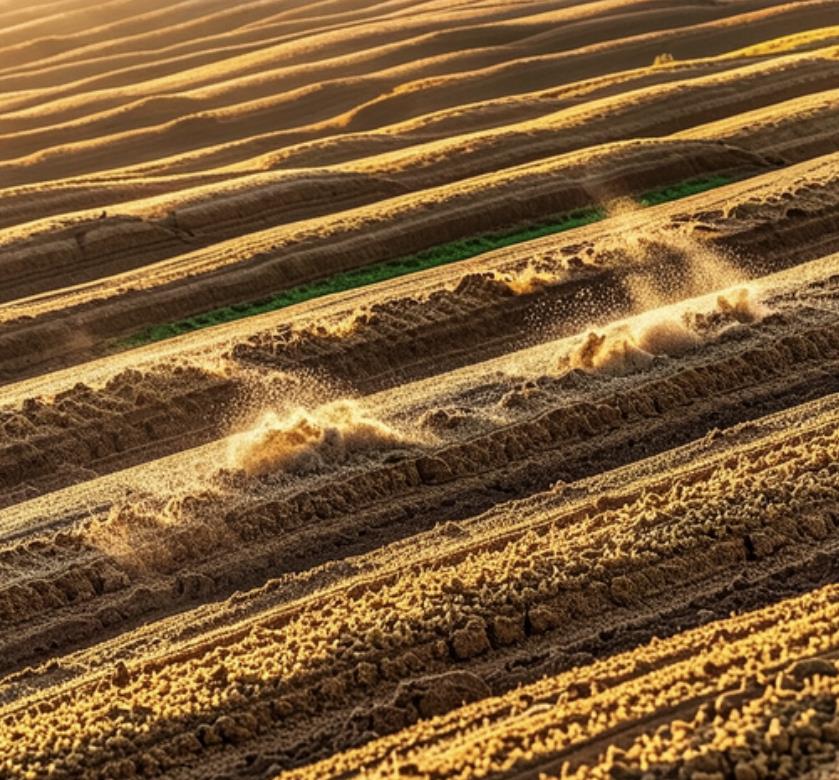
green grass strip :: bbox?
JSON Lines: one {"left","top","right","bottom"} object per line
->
{"left": 116, "top": 174, "right": 734, "bottom": 349}
{"left": 637, "top": 174, "right": 734, "bottom": 206}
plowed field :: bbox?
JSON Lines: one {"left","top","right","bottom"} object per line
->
{"left": 1, "top": 2, "right": 838, "bottom": 779}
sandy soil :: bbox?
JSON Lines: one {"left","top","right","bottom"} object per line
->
{"left": 1, "top": 2, "right": 839, "bottom": 779}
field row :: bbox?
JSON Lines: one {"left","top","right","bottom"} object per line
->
{"left": 2, "top": 384, "right": 836, "bottom": 778}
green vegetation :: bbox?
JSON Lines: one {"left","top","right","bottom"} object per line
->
{"left": 118, "top": 209, "right": 604, "bottom": 348}
{"left": 638, "top": 174, "right": 734, "bottom": 206}
{"left": 116, "top": 174, "right": 735, "bottom": 349}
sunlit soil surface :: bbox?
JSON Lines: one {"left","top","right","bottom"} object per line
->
{"left": 1, "top": 2, "right": 839, "bottom": 779}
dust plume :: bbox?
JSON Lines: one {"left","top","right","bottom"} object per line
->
{"left": 560, "top": 191, "right": 766, "bottom": 376}
{"left": 567, "top": 285, "right": 767, "bottom": 376}
{"left": 84, "top": 488, "right": 229, "bottom": 575}
{"left": 502, "top": 265, "right": 558, "bottom": 295}
{"left": 228, "top": 400, "right": 412, "bottom": 476}
{"left": 690, "top": 285, "right": 769, "bottom": 327}
{"left": 605, "top": 197, "right": 743, "bottom": 312}
{"left": 569, "top": 315, "right": 697, "bottom": 375}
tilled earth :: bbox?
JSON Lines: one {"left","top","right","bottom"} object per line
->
{"left": 1, "top": 2, "right": 839, "bottom": 779}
